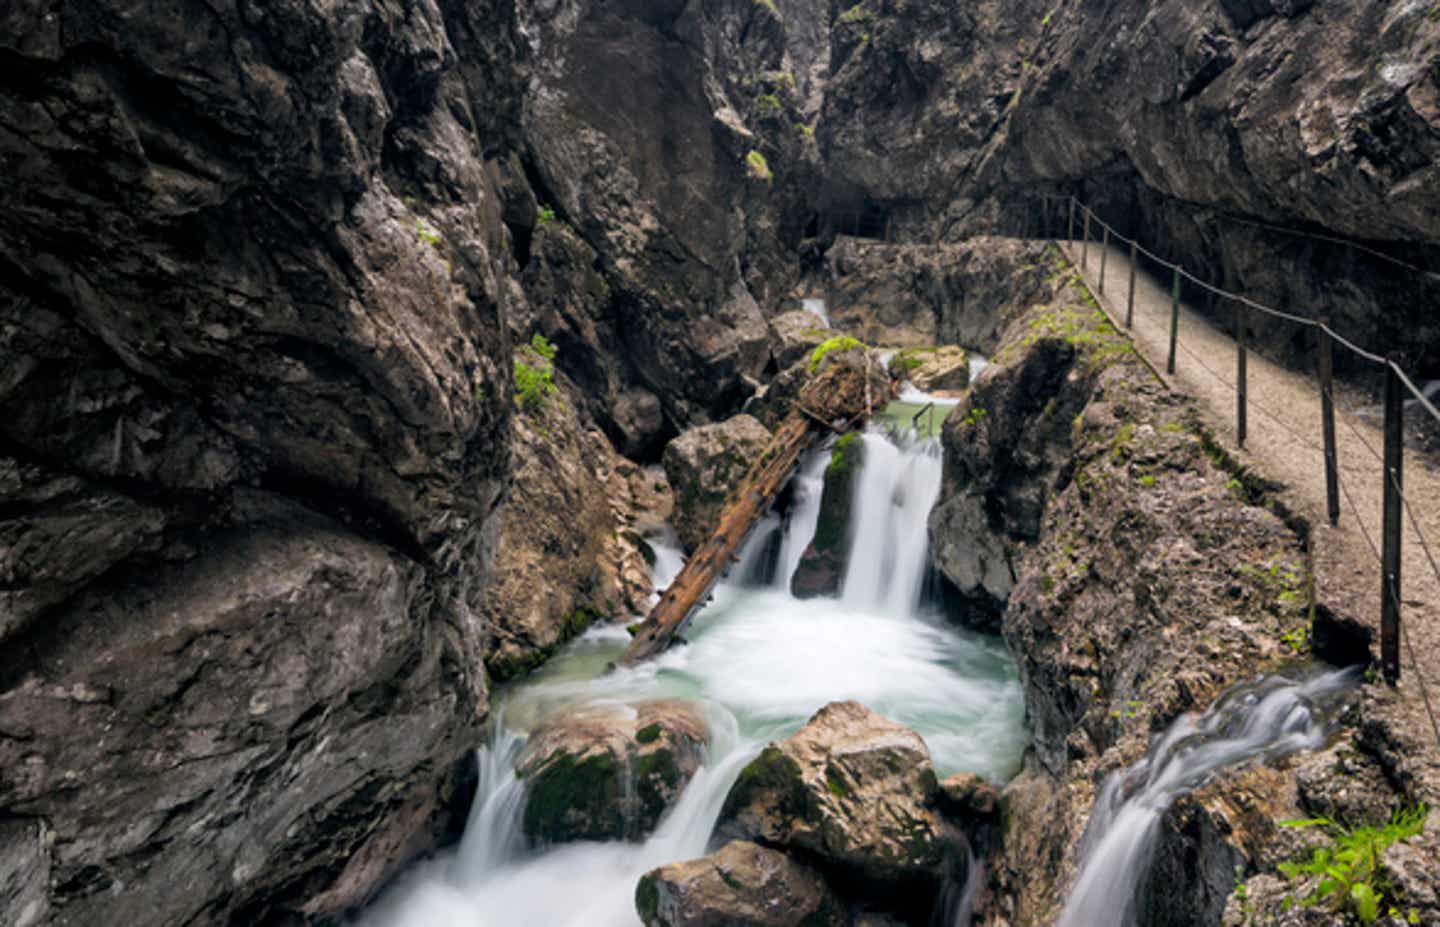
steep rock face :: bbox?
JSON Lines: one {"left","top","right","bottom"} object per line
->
{"left": 819, "top": 0, "right": 1440, "bottom": 373}
{"left": 823, "top": 236, "right": 1055, "bottom": 350}
{"left": 636, "top": 840, "right": 846, "bottom": 927}
{"left": 0, "top": 1, "right": 520, "bottom": 922}
{"left": 482, "top": 368, "right": 661, "bottom": 682}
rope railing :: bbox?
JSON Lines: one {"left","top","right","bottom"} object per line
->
{"left": 1034, "top": 193, "right": 1439, "bottom": 753}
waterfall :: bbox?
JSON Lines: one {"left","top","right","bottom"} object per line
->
{"left": 452, "top": 722, "right": 528, "bottom": 879}
{"left": 775, "top": 447, "right": 832, "bottom": 589}
{"left": 1056, "top": 667, "right": 1361, "bottom": 927}
{"left": 801, "top": 297, "right": 830, "bottom": 327}
{"left": 841, "top": 431, "right": 946, "bottom": 615}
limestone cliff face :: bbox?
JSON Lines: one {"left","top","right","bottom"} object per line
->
{"left": 818, "top": 0, "right": 1440, "bottom": 374}
{"left": 0, "top": 1, "right": 519, "bottom": 923}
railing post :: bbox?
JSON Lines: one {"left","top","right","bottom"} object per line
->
{"left": 1235, "top": 300, "right": 1247, "bottom": 448}
{"left": 1125, "top": 239, "right": 1138, "bottom": 328}
{"left": 1318, "top": 318, "right": 1340, "bottom": 526}
{"left": 1381, "top": 358, "right": 1404, "bottom": 685}
{"left": 1099, "top": 226, "right": 1110, "bottom": 295}
{"left": 1068, "top": 198, "right": 1076, "bottom": 244}
{"left": 1081, "top": 209, "right": 1091, "bottom": 269}
{"left": 1167, "top": 266, "right": 1180, "bottom": 375}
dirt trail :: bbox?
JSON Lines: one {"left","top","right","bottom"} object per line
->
{"left": 1064, "top": 238, "right": 1440, "bottom": 802}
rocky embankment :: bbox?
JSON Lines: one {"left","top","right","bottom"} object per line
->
{"left": 929, "top": 258, "right": 1435, "bottom": 923}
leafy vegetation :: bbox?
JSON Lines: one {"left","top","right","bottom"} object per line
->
{"left": 753, "top": 0, "right": 780, "bottom": 18}
{"left": 808, "top": 334, "right": 865, "bottom": 372}
{"left": 537, "top": 204, "right": 558, "bottom": 226}
{"left": 1278, "top": 806, "right": 1429, "bottom": 925}
{"left": 746, "top": 149, "right": 773, "bottom": 182}
{"left": 514, "top": 333, "right": 559, "bottom": 412}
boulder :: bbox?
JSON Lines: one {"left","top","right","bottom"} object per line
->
{"left": 636, "top": 840, "right": 845, "bottom": 927}
{"left": 890, "top": 346, "right": 970, "bottom": 393}
{"left": 664, "top": 415, "right": 774, "bottom": 553}
{"left": 768, "top": 309, "right": 832, "bottom": 370}
{"left": 716, "top": 701, "right": 957, "bottom": 900}
{"left": 791, "top": 432, "right": 865, "bottom": 598}
{"left": 517, "top": 700, "right": 708, "bottom": 844}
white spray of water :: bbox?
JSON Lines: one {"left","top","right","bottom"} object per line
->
{"left": 801, "top": 297, "right": 830, "bottom": 327}
{"left": 1056, "top": 667, "right": 1360, "bottom": 927}
{"left": 774, "top": 447, "right": 832, "bottom": 590}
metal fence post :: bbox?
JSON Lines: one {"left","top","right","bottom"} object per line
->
{"left": 1068, "top": 198, "right": 1075, "bottom": 245}
{"left": 1081, "top": 210, "right": 1091, "bottom": 269}
{"left": 1319, "top": 318, "right": 1340, "bottom": 526}
{"left": 1167, "top": 266, "right": 1180, "bottom": 375}
{"left": 1381, "top": 359, "right": 1404, "bottom": 685}
{"left": 1099, "top": 226, "right": 1110, "bottom": 294}
{"left": 1236, "top": 301, "right": 1247, "bottom": 448}
{"left": 1125, "top": 239, "right": 1137, "bottom": 328}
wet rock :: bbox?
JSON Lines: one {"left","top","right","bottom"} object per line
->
{"left": 517, "top": 700, "right": 709, "bottom": 844}
{"left": 636, "top": 840, "right": 845, "bottom": 927}
{"left": 792, "top": 432, "right": 865, "bottom": 598}
{"left": 822, "top": 237, "right": 1054, "bottom": 352}
{"left": 890, "top": 345, "right": 970, "bottom": 393}
{"left": 664, "top": 414, "right": 774, "bottom": 553}
{"left": 937, "top": 773, "right": 1001, "bottom": 822}
{"left": 483, "top": 368, "right": 656, "bottom": 682}
{"left": 716, "top": 701, "right": 957, "bottom": 902}
{"left": 768, "top": 309, "right": 832, "bottom": 370}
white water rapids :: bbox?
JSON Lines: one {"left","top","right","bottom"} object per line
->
{"left": 357, "top": 423, "right": 1028, "bottom": 927}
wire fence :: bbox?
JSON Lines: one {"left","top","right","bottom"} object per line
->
{"left": 1032, "top": 193, "right": 1439, "bottom": 753}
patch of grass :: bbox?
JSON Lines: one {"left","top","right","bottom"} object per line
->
{"left": 1279, "top": 806, "right": 1429, "bottom": 925}
{"left": 745, "top": 149, "right": 773, "bottom": 182}
{"left": 808, "top": 334, "right": 866, "bottom": 372}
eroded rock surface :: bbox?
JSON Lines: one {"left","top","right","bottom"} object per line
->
{"left": 517, "top": 700, "right": 709, "bottom": 844}
{"left": 716, "top": 700, "right": 957, "bottom": 906}
{"left": 664, "top": 414, "right": 774, "bottom": 553}
{"left": 792, "top": 432, "right": 864, "bottom": 599}
{"left": 636, "top": 840, "right": 845, "bottom": 927}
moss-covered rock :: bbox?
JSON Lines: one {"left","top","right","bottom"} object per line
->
{"left": 791, "top": 432, "right": 864, "bottom": 598}
{"left": 888, "top": 345, "right": 970, "bottom": 393}
{"left": 517, "top": 700, "right": 708, "bottom": 844}
{"left": 715, "top": 701, "right": 955, "bottom": 915}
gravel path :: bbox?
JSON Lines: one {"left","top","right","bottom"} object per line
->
{"left": 1064, "top": 238, "right": 1440, "bottom": 801}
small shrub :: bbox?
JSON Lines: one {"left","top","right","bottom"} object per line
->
{"left": 1278, "top": 806, "right": 1429, "bottom": 925}
{"left": 537, "top": 205, "right": 558, "bottom": 226}
{"left": 746, "top": 149, "right": 773, "bottom": 182}
{"left": 514, "top": 333, "right": 559, "bottom": 412}
{"left": 808, "top": 334, "right": 865, "bottom": 372}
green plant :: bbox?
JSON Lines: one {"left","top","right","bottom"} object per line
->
{"left": 1278, "top": 806, "right": 1429, "bottom": 925}
{"left": 808, "top": 335, "right": 865, "bottom": 372}
{"left": 745, "top": 149, "right": 773, "bottom": 182}
{"left": 537, "top": 205, "right": 558, "bottom": 226}
{"left": 753, "top": 0, "right": 779, "bottom": 18}
{"left": 1139, "top": 474, "right": 1157, "bottom": 488}
{"left": 414, "top": 218, "right": 442, "bottom": 248}
{"left": 514, "top": 333, "right": 559, "bottom": 412}
{"left": 756, "top": 93, "right": 783, "bottom": 116}
{"left": 960, "top": 406, "right": 988, "bottom": 429}
{"left": 1280, "top": 624, "right": 1309, "bottom": 655}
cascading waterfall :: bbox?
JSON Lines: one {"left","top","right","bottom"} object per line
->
{"left": 1056, "top": 667, "right": 1361, "bottom": 927}
{"left": 801, "top": 297, "right": 831, "bottom": 327}
{"left": 358, "top": 414, "right": 1028, "bottom": 927}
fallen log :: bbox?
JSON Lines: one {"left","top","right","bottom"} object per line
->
{"left": 619, "top": 353, "right": 892, "bottom": 666}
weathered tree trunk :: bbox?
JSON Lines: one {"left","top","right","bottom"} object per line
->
{"left": 619, "top": 355, "right": 891, "bottom": 665}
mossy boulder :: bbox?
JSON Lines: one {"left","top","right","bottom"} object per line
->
{"left": 791, "top": 432, "right": 865, "bottom": 598}
{"left": 663, "top": 414, "right": 773, "bottom": 553}
{"left": 715, "top": 701, "right": 956, "bottom": 909}
{"left": 636, "top": 840, "right": 845, "bottom": 927}
{"left": 889, "top": 345, "right": 970, "bottom": 393}
{"left": 768, "top": 309, "right": 832, "bottom": 370}
{"left": 517, "top": 700, "right": 708, "bottom": 844}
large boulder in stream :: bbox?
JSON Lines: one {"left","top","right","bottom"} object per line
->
{"left": 716, "top": 701, "right": 958, "bottom": 904}
{"left": 889, "top": 346, "right": 970, "bottom": 394}
{"left": 768, "top": 309, "right": 832, "bottom": 370}
{"left": 664, "top": 415, "right": 773, "bottom": 553}
{"left": 517, "top": 700, "right": 708, "bottom": 844}
{"left": 636, "top": 840, "right": 846, "bottom": 927}
{"left": 791, "top": 432, "right": 865, "bottom": 598}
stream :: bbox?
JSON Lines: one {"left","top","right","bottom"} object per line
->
{"left": 357, "top": 416, "right": 1029, "bottom": 927}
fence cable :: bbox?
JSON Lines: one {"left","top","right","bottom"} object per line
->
{"left": 1386, "top": 469, "right": 1440, "bottom": 752}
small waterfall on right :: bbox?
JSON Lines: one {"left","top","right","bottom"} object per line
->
{"left": 1056, "top": 667, "right": 1361, "bottom": 927}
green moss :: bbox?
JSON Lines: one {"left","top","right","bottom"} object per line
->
{"left": 720, "top": 746, "right": 806, "bottom": 823}
{"left": 523, "top": 751, "right": 620, "bottom": 843}
{"left": 515, "top": 333, "right": 560, "bottom": 412}
{"left": 808, "top": 334, "right": 867, "bottom": 372}
{"left": 718, "top": 867, "right": 745, "bottom": 892}
{"left": 838, "top": 2, "right": 874, "bottom": 24}
{"left": 1138, "top": 474, "right": 1157, "bottom": 488}
{"left": 755, "top": 93, "right": 783, "bottom": 117}
{"left": 636, "top": 723, "right": 663, "bottom": 745}
{"left": 636, "top": 874, "right": 660, "bottom": 922}
{"left": 745, "top": 149, "right": 773, "bottom": 181}
{"left": 753, "top": 0, "right": 780, "bottom": 17}
{"left": 537, "top": 205, "right": 558, "bottom": 226}
{"left": 825, "top": 767, "right": 851, "bottom": 799}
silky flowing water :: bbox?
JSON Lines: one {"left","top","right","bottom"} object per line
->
{"left": 358, "top": 421, "right": 1028, "bottom": 927}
